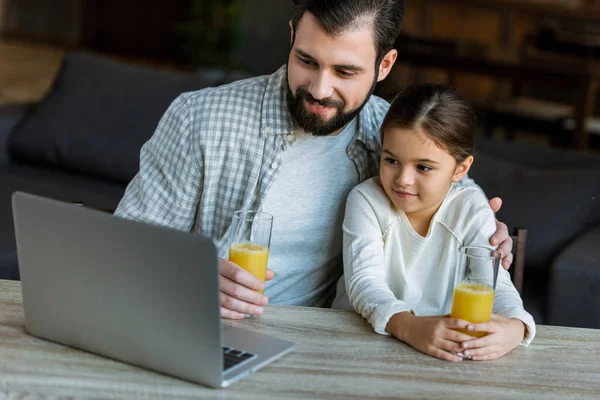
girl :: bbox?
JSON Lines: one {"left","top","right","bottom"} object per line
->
{"left": 333, "top": 84, "right": 535, "bottom": 361}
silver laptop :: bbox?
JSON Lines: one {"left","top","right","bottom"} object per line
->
{"left": 11, "top": 191, "right": 294, "bottom": 388}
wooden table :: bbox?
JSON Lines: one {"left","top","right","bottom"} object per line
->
{"left": 1, "top": 280, "right": 600, "bottom": 399}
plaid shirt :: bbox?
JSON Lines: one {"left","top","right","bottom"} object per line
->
{"left": 115, "top": 65, "right": 390, "bottom": 257}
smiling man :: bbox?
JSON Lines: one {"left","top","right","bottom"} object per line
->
{"left": 115, "top": 0, "right": 514, "bottom": 319}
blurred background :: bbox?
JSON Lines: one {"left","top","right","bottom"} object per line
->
{"left": 1, "top": 0, "right": 600, "bottom": 151}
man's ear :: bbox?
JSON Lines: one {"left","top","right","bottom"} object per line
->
{"left": 376, "top": 49, "right": 398, "bottom": 82}
{"left": 452, "top": 155, "right": 474, "bottom": 182}
{"left": 289, "top": 20, "right": 294, "bottom": 47}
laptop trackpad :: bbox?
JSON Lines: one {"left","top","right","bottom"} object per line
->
{"left": 223, "top": 325, "right": 294, "bottom": 361}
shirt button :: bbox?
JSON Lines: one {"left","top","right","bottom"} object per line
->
{"left": 286, "top": 133, "right": 294, "bottom": 141}
{"left": 263, "top": 126, "right": 272, "bottom": 134}
{"left": 270, "top": 162, "right": 278, "bottom": 170}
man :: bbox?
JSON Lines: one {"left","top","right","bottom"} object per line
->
{"left": 115, "top": 0, "right": 513, "bottom": 319}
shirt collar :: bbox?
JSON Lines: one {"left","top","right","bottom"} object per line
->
{"left": 260, "top": 65, "right": 294, "bottom": 136}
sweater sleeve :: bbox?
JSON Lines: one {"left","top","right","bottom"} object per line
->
{"left": 342, "top": 186, "right": 412, "bottom": 335}
{"left": 460, "top": 190, "right": 536, "bottom": 346}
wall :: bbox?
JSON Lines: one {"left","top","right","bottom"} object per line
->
{"left": 232, "top": 0, "right": 293, "bottom": 75}
{"left": 0, "top": 0, "right": 84, "bottom": 45}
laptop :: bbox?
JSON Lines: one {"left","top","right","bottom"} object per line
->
{"left": 11, "top": 191, "right": 294, "bottom": 388}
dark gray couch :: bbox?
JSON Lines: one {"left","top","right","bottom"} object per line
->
{"left": 1, "top": 51, "right": 599, "bottom": 328}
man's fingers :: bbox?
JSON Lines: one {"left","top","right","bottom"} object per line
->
{"left": 220, "top": 306, "right": 246, "bottom": 320}
{"left": 219, "top": 291, "right": 265, "bottom": 316}
{"left": 219, "top": 258, "right": 265, "bottom": 292}
{"left": 265, "top": 268, "right": 275, "bottom": 281}
{"left": 220, "top": 275, "right": 268, "bottom": 304}
{"left": 488, "top": 197, "right": 502, "bottom": 213}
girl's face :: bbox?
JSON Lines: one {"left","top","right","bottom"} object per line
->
{"left": 380, "top": 126, "right": 473, "bottom": 221}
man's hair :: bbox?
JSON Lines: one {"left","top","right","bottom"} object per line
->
{"left": 381, "top": 84, "right": 477, "bottom": 163}
{"left": 290, "top": 0, "right": 405, "bottom": 65}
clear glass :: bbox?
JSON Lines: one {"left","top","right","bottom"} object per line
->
{"left": 450, "top": 246, "right": 501, "bottom": 337}
{"left": 228, "top": 210, "right": 273, "bottom": 295}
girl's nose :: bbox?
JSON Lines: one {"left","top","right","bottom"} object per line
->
{"left": 397, "top": 168, "right": 414, "bottom": 186}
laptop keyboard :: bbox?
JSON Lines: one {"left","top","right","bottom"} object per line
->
{"left": 222, "top": 346, "right": 257, "bottom": 371}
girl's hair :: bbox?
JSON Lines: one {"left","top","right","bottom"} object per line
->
{"left": 381, "top": 84, "right": 477, "bottom": 163}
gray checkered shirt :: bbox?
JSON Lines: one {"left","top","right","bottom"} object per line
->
{"left": 115, "top": 65, "right": 389, "bottom": 258}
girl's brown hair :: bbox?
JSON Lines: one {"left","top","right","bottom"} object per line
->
{"left": 381, "top": 84, "right": 477, "bottom": 163}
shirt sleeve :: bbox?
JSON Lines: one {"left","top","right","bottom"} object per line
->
{"left": 342, "top": 188, "right": 412, "bottom": 335}
{"left": 114, "top": 95, "right": 202, "bottom": 232}
{"left": 462, "top": 192, "right": 536, "bottom": 346}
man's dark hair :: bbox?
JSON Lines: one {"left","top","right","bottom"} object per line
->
{"left": 290, "top": 0, "right": 405, "bottom": 65}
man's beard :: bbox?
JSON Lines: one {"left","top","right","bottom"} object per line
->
{"left": 285, "top": 69, "right": 378, "bottom": 137}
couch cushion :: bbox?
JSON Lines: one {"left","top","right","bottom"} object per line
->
{"left": 0, "top": 164, "right": 126, "bottom": 280}
{"left": 469, "top": 153, "right": 600, "bottom": 272}
{"left": 475, "top": 135, "right": 600, "bottom": 168}
{"left": 8, "top": 52, "right": 218, "bottom": 184}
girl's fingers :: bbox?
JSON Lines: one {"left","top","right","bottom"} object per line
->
{"left": 446, "top": 329, "right": 476, "bottom": 343}
{"left": 463, "top": 344, "right": 500, "bottom": 358}
{"left": 445, "top": 318, "right": 471, "bottom": 330}
{"left": 438, "top": 339, "right": 465, "bottom": 354}
{"left": 466, "top": 321, "right": 498, "bottom": 334}
{"left": 471, "top": 352, "right": 501, "bottom": 361}
{"left": 461, "top": 333, "right": 498, "bottom": 350}
{"left": 430, "top": 347, "right": 463, "bottom": 362}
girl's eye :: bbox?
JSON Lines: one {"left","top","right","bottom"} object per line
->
{"left": 385, "top": 158, "right": 398, "bottom": 165}
{"left": 417, "top": 164, "right": 432, "bottom": 172}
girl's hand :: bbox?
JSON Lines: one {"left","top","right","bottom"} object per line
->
{"left": 460, "top": 314, "right": 526, "bottom": 360}
{"left": 388, "top": 313, "right": 474, "bottom": 362}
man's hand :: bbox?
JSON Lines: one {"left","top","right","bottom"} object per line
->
{"left": 219, "top": 258, "right": 274, "bottom": 319}
{"left": 459, "top": 314, "right": 526, "bottom": 361}
{"left": 387, "top": 313, "right": 473, "bottom": 362}
{"left": 488, "top": 197, "right": 513, "bottom": 271}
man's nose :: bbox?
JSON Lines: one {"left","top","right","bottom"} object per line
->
{"left": 308, "top": 72, "right": 334, "bottom": 101}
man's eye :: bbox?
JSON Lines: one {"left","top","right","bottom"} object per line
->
{"left": 417, "top": 164, "right": 432, "bottom": 172}
{"left": 385, "top": 158, "right": 398, "bottom": 165}
{"left": 299, "top": 58, "right": 315, "bottom": 66}
{"left": 337, "top": 70, "right": 354, "bottom": 78}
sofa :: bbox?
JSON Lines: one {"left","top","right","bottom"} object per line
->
{"left": 1, "top": 51, "right": 599, "bottom": 328}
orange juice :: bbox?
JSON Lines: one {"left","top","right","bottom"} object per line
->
{"left": 451, "top": 282, "right": 495, "bottom": 337}
{"left": 228, "top": 242, "right": 269, "bottom": 294}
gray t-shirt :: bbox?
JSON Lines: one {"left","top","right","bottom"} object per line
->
{"left": 261, "top": 118, "right": 359, "bottom": 307}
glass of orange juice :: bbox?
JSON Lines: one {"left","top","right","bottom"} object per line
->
{"left": 451, "top": 246, "right": 500, "bottom": 338}
{"left": 228, "top": 210, "right": 273, "bottom": 295}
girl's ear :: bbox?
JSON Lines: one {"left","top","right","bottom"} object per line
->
{"left": 452, "top": 155, "right": 474, "bottom": 182}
